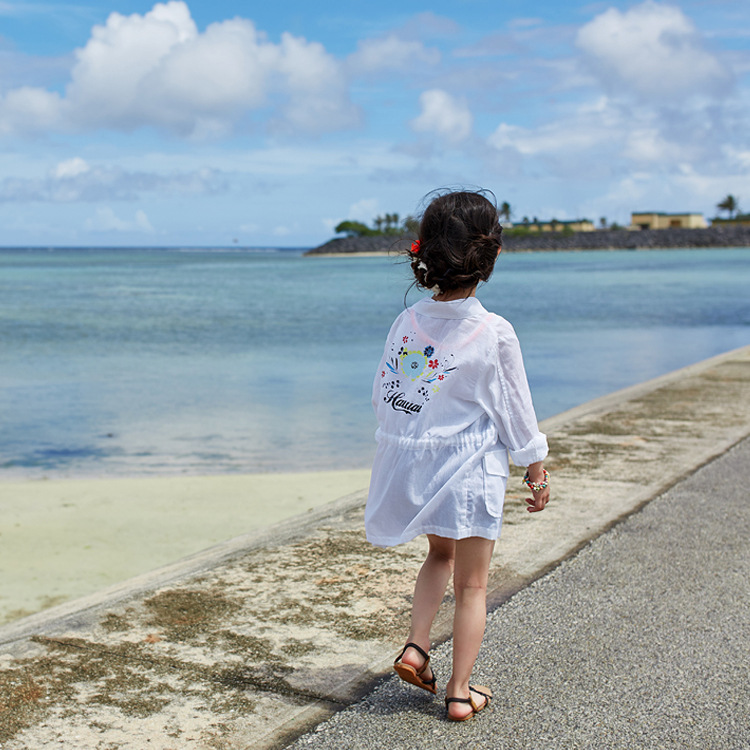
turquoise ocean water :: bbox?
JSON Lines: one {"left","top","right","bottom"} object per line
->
{"left": 1, "top": 247, "right": 749, "bottom": 478}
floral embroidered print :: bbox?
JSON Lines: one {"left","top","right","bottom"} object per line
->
{"left": 381, "top": 330, "right": 457, "bottom": 412}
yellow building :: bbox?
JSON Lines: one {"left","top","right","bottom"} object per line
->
{"left": 630, "top": 212, "right": 708, "bottom": 230}
{"left": 514, "top": 219, "right": 595, "bottom": 232}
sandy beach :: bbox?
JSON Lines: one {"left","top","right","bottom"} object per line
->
{"left": 0, "top": 469, "right": 370, "bottom": 624}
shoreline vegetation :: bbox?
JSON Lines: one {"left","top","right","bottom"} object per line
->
{"left": 305, "top": 225, "right": 750, "bottom": 255}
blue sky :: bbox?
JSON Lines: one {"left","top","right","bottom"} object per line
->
{"left": 0, "top": 0, "right": 747, "bottom": 246}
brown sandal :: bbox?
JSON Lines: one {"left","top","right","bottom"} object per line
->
{"left": 393, "top": 642, "right": 437, "bottom": 695}
{"left": 445, "top": 685, "right": 492, "bottom": 721}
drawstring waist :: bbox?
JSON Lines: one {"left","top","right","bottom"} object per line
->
{"left": 375, "top": 423, "right": 499, "bottom": 452}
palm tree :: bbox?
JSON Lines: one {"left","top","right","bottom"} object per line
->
{"left": 403, "top": 215, "right": 419, "bottom": 235}
{"left": 499, "top": 202, "right": 511, "bottom": 223}
{"left": 717, "top": 195, "right": 739, "bottom": 219}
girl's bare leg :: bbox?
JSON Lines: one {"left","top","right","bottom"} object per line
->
{"left": 445, "top": 536, "right": 495, "bottom": 719}
{"left": 399, "top": 534, "right": 455, "bottom": 676}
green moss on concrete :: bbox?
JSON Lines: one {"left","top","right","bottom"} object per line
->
{"left": 144, "top": 588, "right": 242, "bottom": 638}
{"left": 100, "top": 612, "right": 132, "bottom": 633}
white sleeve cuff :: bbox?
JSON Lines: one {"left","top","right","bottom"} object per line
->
{"left": 508, "top": 432, "right": 549, "bottom": 467}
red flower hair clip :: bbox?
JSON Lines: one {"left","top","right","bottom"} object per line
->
{"left": 410, "top": 240, "right": 421, "bottom": 254}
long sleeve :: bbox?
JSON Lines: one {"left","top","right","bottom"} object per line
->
{"left": 478, "top": 320, "right": 548, "bottom": 466}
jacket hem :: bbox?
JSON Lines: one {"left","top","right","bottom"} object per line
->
{"left": 366, "top": 524, "right": 501, "bottom": 548}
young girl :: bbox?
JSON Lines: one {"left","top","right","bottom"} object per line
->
{"left": 365, "top": 190, "right": 550, "bottom": 721}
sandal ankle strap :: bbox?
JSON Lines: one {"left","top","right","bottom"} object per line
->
{"left": 395, "top": 642, "right": 430, "bottom": 662}
{"left": 445, "top": 696, "right": 472, "bottom": 707}
{"left": 445, "top": 686, "right": 491, "bottom": 710}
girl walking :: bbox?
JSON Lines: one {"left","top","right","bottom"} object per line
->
{"left": 365, "top": 189, "right": 550, "bottom": 721}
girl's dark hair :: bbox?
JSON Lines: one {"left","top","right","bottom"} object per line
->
{"left": 409, "top": 189, "right": 502, "bottom": 294}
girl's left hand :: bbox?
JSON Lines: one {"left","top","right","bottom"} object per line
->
{"left": 525, "top": 486, "right": 550, "bottom": 513}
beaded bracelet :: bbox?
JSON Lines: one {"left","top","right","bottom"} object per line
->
{"left": 522, "top": 468, "right": 549, "bottom": 493}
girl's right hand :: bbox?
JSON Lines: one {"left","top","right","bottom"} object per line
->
{"left": 524, "top": 462, "right": 550, "bottom": 512}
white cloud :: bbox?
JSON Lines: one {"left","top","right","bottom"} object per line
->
{"left": 478, "top": 4, "right": 745, "bottom": 187}
{"left": 0, "top": 159, "right": 229, "bottom": 202}
{"left": 54, "top": 157, "right": 90, "bottom": 179}
{"left": 135, "top": 209, "right": 154, "bottom": 232}
{"left": 622, "top": 127, "right": 687, "bottom": 163}
{"left": 575, "top": 1, "right": 732, "bottom": 100}
{"left": 84, "top": 207, "right": 154, "bottom": 233}
{"left": 488, "top": 95, "right": 627, "bottom": 162}
{"left": 485, "top": 87, "right": 735, "bottom": 179}
{"left": 274, "top": 32, "right": 359, "bottom": 134}
{"left": 0, "top": 86, "right": 63, "bottom": 135}
{"left": 347, "top": 198, "right": 379, "bottom": 222}
{"left": 508, "top": 18, "right": 545, "bottom": 30}
{"left": 723, "top": 145, "right": 750, "bottom": 171}
{"left": 488, "top": 118, "right": 612, "bottom": 156}
{"left": 597, "top": 164, "right": 747, "bottom": 220}
{"left": 0, "top": 1, "right": 359, "bottom": 138}
{"left": 348, "top": 35, "right": 440, "bottom": 74}
{"left": 410, "top": 89, "right": 472, "bottom": 144}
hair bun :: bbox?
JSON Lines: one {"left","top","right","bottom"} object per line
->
{"left": 408, "top": 190, "right": 502, "bottom": 294}
{"left": 475, "top": 232, "right": 502, "bottom": 250}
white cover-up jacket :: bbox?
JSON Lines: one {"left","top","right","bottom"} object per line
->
{"left": 365, "top": 296, "right": 548, "bottom": 547}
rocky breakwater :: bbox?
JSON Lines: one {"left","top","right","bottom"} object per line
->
{"left": 504, "top": 225, "right": 750, "bottom": 251}
{"left": 304, "top": 236, "right": 412, "bottom": 255}
{"left": 306, "top": 226, "right": 750, "bottom": 255}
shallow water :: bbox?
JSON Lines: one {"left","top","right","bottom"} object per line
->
{"left": 1, "top": 246, "right": 748, "bottom": 478}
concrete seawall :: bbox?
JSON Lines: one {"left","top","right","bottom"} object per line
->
{"left": 1, "top": 345, "right": 749, "bottom": 749}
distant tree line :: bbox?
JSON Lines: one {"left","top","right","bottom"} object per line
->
{"left": 335, "top": 213, "right": 419, "bottom": 237}
{"left": 335, "top": 194, "right": 744, "bottom": 240}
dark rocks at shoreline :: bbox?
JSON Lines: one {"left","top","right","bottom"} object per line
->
{"left": 304, "top": 235, "right": 413, "bottom": 255}
{"left": 503, "top": 225, "right": 750, "bottom": 251}
{"left": 306, "top": 226, "right": 750, "bottom": 255}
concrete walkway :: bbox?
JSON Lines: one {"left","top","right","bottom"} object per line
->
{"left": 288, "top": 434, "right": 750, "bottom": 750}
{"left": 0, "top": 346, "right": 749, "bottom": 750}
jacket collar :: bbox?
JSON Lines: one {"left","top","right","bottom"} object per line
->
{"left": 412, "top": 296, "right": 487, "bottom": 319}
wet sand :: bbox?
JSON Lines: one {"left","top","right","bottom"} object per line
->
{"left": 0, "top": 469, "right": 370, "bottom": 624}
